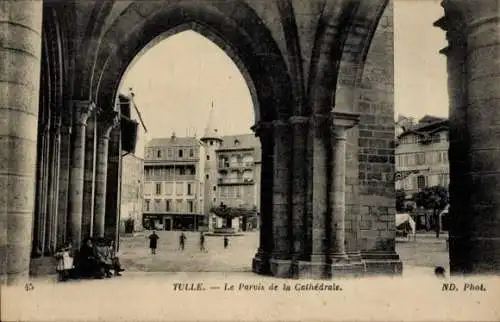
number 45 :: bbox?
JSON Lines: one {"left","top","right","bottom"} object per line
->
{"left": 24, "top": 282, "right": 34, "bottom": 291}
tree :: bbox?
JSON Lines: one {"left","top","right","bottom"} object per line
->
{"left": 396, "top": 189, "right": 406, "bottom": 212}
{"left": 210, "top": 202, "right": 257, "bottom": 229}
{"left": 412, "top": 186, "right": 449, "bottom": 237}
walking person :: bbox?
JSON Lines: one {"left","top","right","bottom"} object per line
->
{"left": 148, "top": 230, "right": 159, "bottom": 255}
{"left": 178, "top": 232, "right": 186, "bottom": 251}
{"left": 223, "top": 236, "right": 229, "bottom": 249}
{"left": 199, "top": 232, "right": 207, "bottom": 252}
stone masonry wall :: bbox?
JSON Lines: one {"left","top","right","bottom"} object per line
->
{"left": 357, "top": 1, "right": 397, "bottom": 253}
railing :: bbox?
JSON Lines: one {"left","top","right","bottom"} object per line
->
{"left": 217, "top": 162, "right": 254, "bottom": 168}
{"left": 218, "top": 177, "right": 254, "bottom": 184}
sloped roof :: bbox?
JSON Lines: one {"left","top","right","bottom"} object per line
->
{"left": 218, "top": 134, "right": 261, "bottom": 162}
{"left": 398, "top": 117, "right": 448, "bottom": 139}
{"left": 201, "top": 105, "right": 222, "bottom": 140}
{"left": 146, "top": 135, "right": 203, "bottom": 147}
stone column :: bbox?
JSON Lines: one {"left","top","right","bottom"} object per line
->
{"left": 0, "top": 0, "right": 43, "bottom": 285}
{"left": 289, "top": 116, "right": 309, "bottom": 262}
{"left": 307, "top": 115, "right": 330, "bottom": 270}
{"left": 269, "top": 120, "right": 293, "bottom": 277}
{"left": 33, "top": 125, "right": 50, "bottom": 257}
{"left": 82, "top": 115, "right": 97, "bottom": 238}
{"left": 456, "top": 1, "right": 500, "bottom": 274}
{"left": 329, "top": 111, "right": 360, "bottom": 266}
{"left": 69, "top": 101, "right": 95, "bottom": 249}
{"left": 252, "top": 122, "right": 274, "bottom": 275}
{"left": 57, "top": 124, "right": 72, "bottom": 246}
{"left": 46, "top": 121, "right": 61, "bottom": 254}
{"left": 93, "top": 110, "right": 119, "bottom": 238}
{"left": 435, "top": 5, "right": 469, "bottom": 273}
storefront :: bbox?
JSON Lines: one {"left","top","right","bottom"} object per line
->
{"left": 142, "top": 213, "right": 205, "bottom": 231}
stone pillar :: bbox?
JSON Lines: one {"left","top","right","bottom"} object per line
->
{"left": 0, "top": 0, "right": 43, "bottom": 285}
{"left": 289, "top": 116, "right": 309, "bottom": 262}
{"left": 252, "top": 122, "right": 274, "bottom": 275}
{"left": 45, "top": 121, "right": 61, "bottom": 254}
{"left": 435, "top": 5, "right": 469, "bottom": 274}
{"left": 33, "top": 125, "right": 50, "bottom": 257}
{"left": 456, "top": 1, "right": 500, "bottom": 274}
{"left": 82, "top": 115, "right": 97, "bottom": 238}
{"left": 69, "top": 101, "right": 95, "bottom": 249}
{"left": 57, "top": 124, "right": 72, "bottom": 246}
{"left": 328, "top": 111, "right": 365, "bottom": 275}
{"left": 93, "top": 110, "right": 119, "bottom": 238}
{"left": 269, "top": 120, "right": 293, "bottom": 277}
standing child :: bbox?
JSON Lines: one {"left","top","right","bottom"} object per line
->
{"left": 199, "top": 232, "right": 207, "bottom": 252}
{"left": 55, "top": 242, "right": 74, "bottom": 281}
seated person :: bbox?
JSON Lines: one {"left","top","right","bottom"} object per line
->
{"left": 108, "top": 240, "right": 125, "bottom": 276}
{"left": 76, "top": 237, "right": 101, "bottom": 278}
{"left": 94, "top": 238, "right": 113, "bottom": 278}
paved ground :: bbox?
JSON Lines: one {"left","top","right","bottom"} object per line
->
{"left": 4, "top": 231, "right": 498, "bottom": 321}
{"left": 119, "top": 230, "right": 450, "bottom": 274}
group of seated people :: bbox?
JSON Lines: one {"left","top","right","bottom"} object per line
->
{"left": 77, "top": 237, "right": 125, "bottom": 278}
{"left": 56, "top": 237, "right": 125, "bottom": 280}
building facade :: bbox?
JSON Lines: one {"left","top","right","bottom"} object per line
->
{"left": 216, "top": 134, "right": 261, "bottom": 230}
{"left": 395, "top": 116, "right": 450, "bottom": 197}
{"left": 120, "top": 154, "right": 144, "bottom": 233}
{"left": 143, "top": 134, "right": 206, "bottom": 231}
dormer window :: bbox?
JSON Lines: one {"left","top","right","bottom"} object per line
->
{"left": 157, "top": 150, "right": 161, "bottom": 158}
{"left": 234, "top": 139, "right": 240, "bottom": 146}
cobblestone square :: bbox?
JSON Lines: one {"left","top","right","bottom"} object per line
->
{"left": 117, "top": 230, "right": 450, "bottom": 274}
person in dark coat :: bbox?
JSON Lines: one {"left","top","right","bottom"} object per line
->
{"left": 223, "top": 236, "right": 229, "bottom": 249}
{"left": 179, "top": 232, "right": 186, "bottom": 251}
{"left": 199, "top": 232, "right": 207, "bottom": 252}
{"left": 78, "top": 238, "right": 99, "bottom": 278}
{"left": 148, "top": 231, "right": 159, "bottom": 255}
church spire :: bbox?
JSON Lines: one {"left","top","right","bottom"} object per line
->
{"left": 201, "top": 101, "right": 222, "bottom": 142}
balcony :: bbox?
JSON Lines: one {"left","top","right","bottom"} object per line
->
{"left": 218, "top": 177, "right": 254, "bottom": 185}
{"left": 217, "top": 161, "right": 254, "bottom": 169}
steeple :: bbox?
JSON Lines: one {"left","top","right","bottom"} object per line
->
{"left": 200, "top": 101, "right": 222, "bottom": 142}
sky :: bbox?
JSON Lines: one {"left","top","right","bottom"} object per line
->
{"left": 120, "top": 0, "right": 448, "bottom": 158}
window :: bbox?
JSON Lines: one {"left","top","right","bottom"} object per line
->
{"left": 213, "top": 197, "right": 216, "bottom": 203}
{"left": 168, "top": 149, "right": 173, "bottom": 157}
{"left": 210, "top": 141, "right": 213, "bottom": 146}
{"left": 187, "top": 183, "right": 192, "bottom": 195}
{"left": 176, "top": 183, "right": 183, "bottom": 195}
{"left": 432, "top": 133, "right": 441, "bottom": 143}
{"left": 415, "top": 152, "right": 425, "bottom": 165}
{"left": 166, "top": 199, "right": 172, "bottom": 212}
{"left": 189, "top": 149, "right": 194, "bottom": 157}
{"left": 188, "top": 200, "right": 194, "bottom": 213}
{"left": 165, "top": 183, "right": 173, "bottom": 195}
{"left": 207, "top": 155, "right": 210, "bottom": 161}
{"left": 206, "top": 174, "right": 209, "bottom": 180}
{"left": 180, "top": 167, "right": 185, "bottom": 175}
{"left": 155, "top": 183, "right": 161, "bottom": 195}
{"left": 213, "top": 186, "right": 217, "bottom": 191}
{"left": 178, "top": 149, "right": 183, "bottom": 158}
{"left": 157, "top": 150, "right": 162, "bottom": 158}
{"left": 145, "top": 200, "right": 150, "bottom": 211}
{"left": 417, "top": 175, "right": 426, "bottom": 190}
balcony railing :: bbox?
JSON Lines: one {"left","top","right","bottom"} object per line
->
{"left": 218, "top": 177, "right": 254, "bottom": 185}
{"left": 217, "top": 161, "right": 254, "bottom": 168}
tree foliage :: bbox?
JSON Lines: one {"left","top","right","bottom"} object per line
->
{"left": 396, "top": 189, "right": 406, "bottom": 212}
{"left": 412, "top": 186, "right": 449, "bottom": 211}
{"left": 210, "top": 202, "right": 257, "bottom": 219}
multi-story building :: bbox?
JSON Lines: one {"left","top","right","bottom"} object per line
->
{"left": 215, "top": 134, "right": 261, "bottom": 230}
{"left": 395, "top": 115, "right": 449, "bottom": 197}
{"left": 120, "top": 153, "right": 144, "bottom": 232}
{"left": 143, "top": 133, "right": 206, "bottom": 230}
